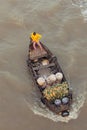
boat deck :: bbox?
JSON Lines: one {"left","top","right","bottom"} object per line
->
{"left": 38, "top": 68, "right": 51, "bottom": 78}
{"left": 30, "top": 47, "right": 47, "bottom": 60}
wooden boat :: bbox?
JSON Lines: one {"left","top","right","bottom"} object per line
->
{"left": 27, "top": 41, "right": 72, "bottom": 117}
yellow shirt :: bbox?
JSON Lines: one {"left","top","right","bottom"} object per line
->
{"left": 30, "top": 33, "right": 42, "bottom": 43}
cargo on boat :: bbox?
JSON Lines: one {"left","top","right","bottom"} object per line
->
{"left": 27, "top": 39, "right": 72, "bottom": 117}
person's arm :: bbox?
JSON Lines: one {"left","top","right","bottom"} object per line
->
{"left": 38, "top": 34, "right": 42, "bottom": 39}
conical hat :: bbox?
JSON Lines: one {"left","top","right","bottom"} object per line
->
{"left": 37, "top": 77, "right": 45, "bottom": 86}
{"left": 55, "top": 72, "right": 63, "bottom": 80}
{"left": 41, "top": 59, "right": 49, "bottom": 65}
{"left": 47, "top": 74, "right": 56, "bottom": 84}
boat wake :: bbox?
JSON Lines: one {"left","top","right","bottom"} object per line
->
{"left": 24, "top": 82, "right": 87, "bottom": 123}
{"left": 72, "top": 0, "right": 87, "bottom": 22}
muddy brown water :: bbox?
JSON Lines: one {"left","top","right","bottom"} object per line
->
{"left": 0, "top": 0, "right": 87, "bottom": 130}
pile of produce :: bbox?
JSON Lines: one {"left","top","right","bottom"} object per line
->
{"left": 43, "top": 82, "right": 69, "bottom": 101}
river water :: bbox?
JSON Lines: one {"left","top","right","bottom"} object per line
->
{"left": 0, "top": 0, "right": 87, "bottom": 129}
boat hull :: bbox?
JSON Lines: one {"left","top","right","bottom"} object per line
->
{"left": 27, "top": 42, "right": 72, "bottom": 117}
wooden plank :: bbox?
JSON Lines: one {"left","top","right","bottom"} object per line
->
{"left": 30, "top": 47, "right": 47, "bottom": 60}
{"left": 33, "top": 63, "right": 55, "bottom": 71}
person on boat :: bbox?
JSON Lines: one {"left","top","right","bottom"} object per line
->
{"left": 30, "top": 32, "right": 43, "bottom": 50}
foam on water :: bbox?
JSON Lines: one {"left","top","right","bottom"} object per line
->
{"left": 72, "top": 0, "right": 87, "bottom": 22}
{"left": 25, "top": 83, "right": 87, "bottom": 123}
{"left": 25, "top": 79, "right": 87, "bottom": 122}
